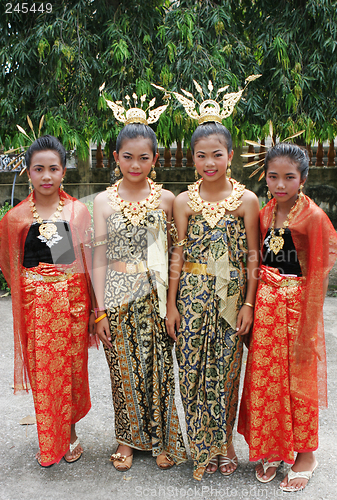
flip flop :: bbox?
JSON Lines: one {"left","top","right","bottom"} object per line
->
{"left": 280, "top": 460, "right": 318, "bottom": 492}
{"left": 64, "top": 437, "right": 82, "bottom": 464}
{"left": 256, "top": 459, "right": 282, "bottom": 483}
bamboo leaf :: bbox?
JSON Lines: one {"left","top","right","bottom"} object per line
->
{"left": 258, "top": 171, "right": 265, "bottom": 181}
{"left": 249, "top": 165, "right": 264, "bottom": 177}
{"left": 245, "top": 140, "right": 267, "bottom": 148}
{"left": 282, "top": 130, "right": 305, "bottom": 142}
{"left": 243, "top": 158, "right": 265, "bottom": 168}
{"left": 241, "top": 152, "right": 265, "bottom": 158}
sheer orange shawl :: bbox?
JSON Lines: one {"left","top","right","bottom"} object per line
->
{"left": 260, "top": 194, "right": 337, "bottom": 407}
{"left": 0, "top": 191, "right": 94, "bottom": 394}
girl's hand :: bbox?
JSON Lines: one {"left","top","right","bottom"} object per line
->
{"left": 236, "top": 305, "right": 254, "bottom": 336}
{"left": 165, "top": 303, "right": 180, "bottom": 342}
{"left": 88, "top": 311, "right": 96, "bottom": 335}
{"left": 96, "top": 316, "right": 112, "bottom": 348}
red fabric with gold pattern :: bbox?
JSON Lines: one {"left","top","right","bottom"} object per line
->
{"left": 22, "top": 263, "right": 90, "bottom": 466}
{"left": 0, "top": 190, "right": 96, "bottom": 396}
{"left": 238, "top": 266, "right": 319, "bottom": 463}
{"left": 259, "top": 194, "right": 337, "bottom": 407}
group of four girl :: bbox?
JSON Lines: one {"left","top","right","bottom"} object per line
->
{"left": 1, "top": 109, "right": 336, "bottom": 493}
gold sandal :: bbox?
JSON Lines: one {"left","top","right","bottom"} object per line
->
{"left": 156, "top": 453, "right": 174, "bottom": 470}
{"left": 110, "top": 450, "right": 133, "bottom": 471}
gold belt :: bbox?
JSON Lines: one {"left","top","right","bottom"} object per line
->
{"left": 108, "top": 260, "right": 148, "bottom": 274}
{"left": 182, "top": 262, "right": 213, "bottom": 275}
{"left": 22, "top": 263, "right": 78, "bottom": 282}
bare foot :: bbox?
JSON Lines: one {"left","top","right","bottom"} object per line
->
{"left": 219, "top": 444, "right": 238, "bottom": 475}
{"left": 280, "top": 452, "right": 317, "bottom": 491}
{"left": 205, "top": 455, "right": 218, "bottom": 473}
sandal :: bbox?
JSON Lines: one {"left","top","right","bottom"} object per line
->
{"left": 219, "top": 454, "right": 238, "bottom": 476}
{"left": 64, "top": 437, "right": 82, "bottom": 463}
{"left": 205, "top": 456, "right": 218, "bottom": 474}
{"left": 36, "top": 452, "right": 53, "bottom": 468}
{"left": 156, "top": 453, "right": 174, "bottom": 470}
{"left": 256, "top": 459, "right": 282, "bottom": 483}
{"left": 110, "top": 449, "right": 133, "bottom": 472}
{"left": 280, "top": 461, "right": 318, "bottom": 492}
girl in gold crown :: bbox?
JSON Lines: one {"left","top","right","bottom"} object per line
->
{"left": 93, "top": 116, "right": 187, "bottom": 471}
{"left": 0, "top": 135, "right": 96, "bottom": 467}
{"left": 166, "top": 121, "right": 260, "bottom": 480}
{"left": 238, "top": 143, "right": 337, "bottom": 492}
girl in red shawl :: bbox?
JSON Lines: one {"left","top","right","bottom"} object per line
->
{"left": 238, "top": 143, "right": 337, "bottom": 492}
{"left": 0, "top": 135, "right": 96, "bottom": 467}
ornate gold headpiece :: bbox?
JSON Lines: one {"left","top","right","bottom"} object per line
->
{"left": 100, "top": 83, "right": 168, "bottom": 126}
{"left": 241, "top": 120, "right": 305, "bottom": 180}
{"left": 152, "top": 74, "right": 261, "bottom": 125}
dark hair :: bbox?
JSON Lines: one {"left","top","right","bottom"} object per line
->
{"left": 190, "top": 122, "right": 232, "bottom": 155}
{"left": 116, "top": 123, "right": 158, "bottom": 157}
{"left": 25, "top": 135, "right": 66, "bottom": 170}
{"left": 264, "top": 142, "right": 309, "bottom": 180}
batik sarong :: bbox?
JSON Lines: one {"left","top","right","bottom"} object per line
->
{"left": 176, "top": 214, "right": 247, "bottom": 480}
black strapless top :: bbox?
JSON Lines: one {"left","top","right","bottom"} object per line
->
{"left": 23, "top": 221, "right": 75, "bottom": 268}
{"left": 262, "top": 227, "right": 302, "bottom": 276}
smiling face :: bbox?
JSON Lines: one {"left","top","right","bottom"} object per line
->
{"left": 193, "top": 134, "right": 233, "bottom": 181}
{"left": 113, "top": 137, "right": 158, "bottom": 183}
{"left": 27, "top": 149, "right": 65, "bottom": 197}
{"left": 266, "top": 156, "right": 303, "bottom": 206}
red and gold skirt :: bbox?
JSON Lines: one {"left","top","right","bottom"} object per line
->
{"left": 238, "top": 265, "right": 318, "bottom": 464}
{"left": 21, "top": 262, "right": 91, "bottom": 466}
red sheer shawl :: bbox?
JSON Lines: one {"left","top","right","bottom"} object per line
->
{"left": 260, "top": 195, "right": 337, "bottom": 407}
{"left": 0, "top": 191, "right": 95, "bottom": 394}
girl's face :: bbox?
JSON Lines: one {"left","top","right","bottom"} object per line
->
{"left": 193, "top": 134, "right": 233, "bottom": 181}
{"left": 113, "top": 137, "right": 158, "bottom": 183}
{"left": 28, "top": 149, "right": 65, "bottom": 197}
{"left": 266, "top": 156, "right": 303, "bottom": 205}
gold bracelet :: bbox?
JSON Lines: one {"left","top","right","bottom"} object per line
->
{"left": 243, "top": 302, "right": 254, "bottom": 308}
{"left": 95, "top": 313, "right": 107, "bottom": 323}
{"left": 173, "top": 238, "right": 188, "bottom": 247}
{"left": 92, "top": 239, "right": 108, "bottom": 247}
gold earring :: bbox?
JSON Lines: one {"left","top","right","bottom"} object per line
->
{"left": 114, "top": 161, "right": 121, "bottom": 177}
{"left": 226, "top": 161, "right": 231, "bottom": 178}
{"left": 28, "top": 178, "right": 33, "bottom": 193}
{"left": 194, "top": 165, "right": 199, "bottom": 181}
{"left": 150, "top": 164, "right": 156, "bottom": 180}
{"left": 299, "top": 184, "right": 303, "bottom": 194}
{"left": 267, "top": 188, "right": 272, "bottom": 200}
{"left": 60, "top": 179, "right": 64, "bottom": 191}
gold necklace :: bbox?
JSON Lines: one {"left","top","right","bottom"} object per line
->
{"left": 29, "top": 194, "right": 64, "bottom": 244}
{"left": 106, "top": 177, "right": 162, "bottom": 226}
{"left": 269, "top": 196, "right": 300, "bottom": 255}
{"left": 187, "top": 178, "right": 245, "bottom": 228}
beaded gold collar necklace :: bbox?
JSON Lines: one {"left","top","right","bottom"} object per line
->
{"left": 107, "top": 177, "right": 162, "bottom": 226}
{"left": 187, "top": 178, "right": 245, "bottom": 228}
{"left": 29, "top": 193, "right": 64, "bottom": 247}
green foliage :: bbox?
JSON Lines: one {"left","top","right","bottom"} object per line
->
{"left": 1, "top": 0, "right": 336, "bottom": 152}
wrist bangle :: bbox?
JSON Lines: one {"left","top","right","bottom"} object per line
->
{"left": 95, "top": 313, "right": 107, "bottom": 323}
{"left": 243, "top": 302, "right": 254, "bottom": 309}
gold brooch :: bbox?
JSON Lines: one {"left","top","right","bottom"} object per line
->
{"left": 187, "top": 178, "right": 245, "bottom": 228}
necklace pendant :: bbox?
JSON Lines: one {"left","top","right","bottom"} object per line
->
{"left": 39, "top": 222, "right": 57, "bottom": 240}
{"left": 269, "top": 235, "right": 284, "bottom": 255}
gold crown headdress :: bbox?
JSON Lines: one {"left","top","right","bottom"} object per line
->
{"left": 2, "top": 115, "right": 45, "bottom": 175}
{"left": 241, "top": 121, "right": 305, "bottom": 180}
{"left": 100, "top": 82, "right": 168, "bottom": 126}
{"left": 152, "top": 74, "right": 261, "bottom": 125}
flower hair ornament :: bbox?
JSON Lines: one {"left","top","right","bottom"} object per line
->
{"left": 152, "top": 74, "right": 261, "bottom": 125}
{"left": 100, "top": 82, "right": 169, "bottom": 126}
{"left": 241, "top": 120, "right": 305, "bottom": 180}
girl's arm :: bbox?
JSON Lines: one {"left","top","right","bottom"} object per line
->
{"left": 166, "top": 193, "right": 189, "bottom": 341}
{"left": 93, "top": 193, "right": 112, "bottom": 348}
{"left": 236, "top": 191, "right": 260, "bottom": 336}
